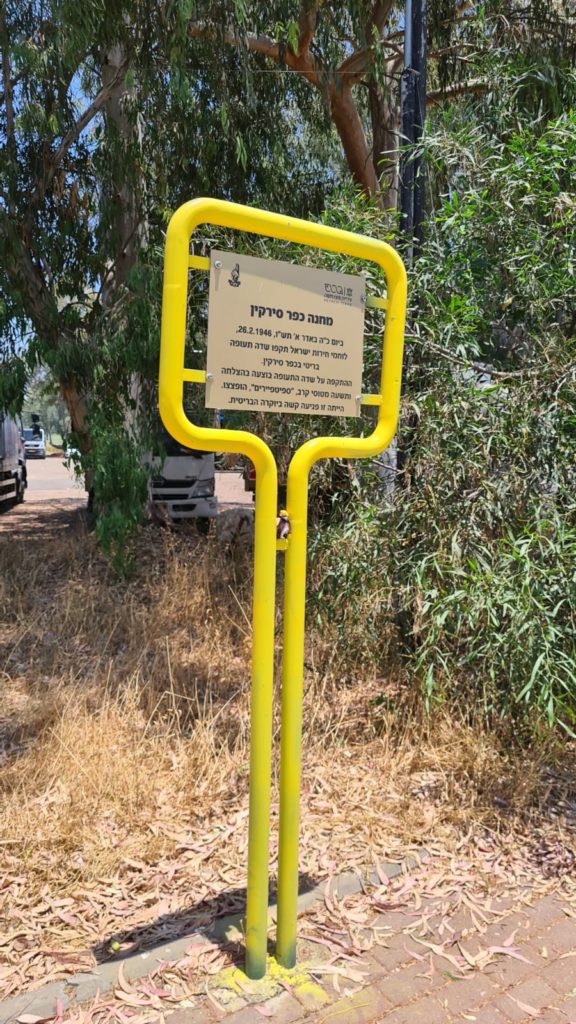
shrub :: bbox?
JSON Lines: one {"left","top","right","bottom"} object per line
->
{"left": 309, "top": 100, "right": 576, "bottom": 734}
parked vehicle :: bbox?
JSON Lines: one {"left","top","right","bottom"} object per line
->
{"left": 0, "top": 413, "right": 27, "bottom": 508}
{"left": 23, "top": 425, "right": 46, "bottom": 459}
{"left": 143, "top": 426, "right": 217, "bottom": 528}
{"left": 242, "top": 458, "right": 287, "bottom": 506}
{"left": 243, "top": 459, "right": 256, "bottom": 494}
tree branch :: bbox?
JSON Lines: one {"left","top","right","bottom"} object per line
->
{"left": 407, "top": 333, "right": 528, "bottom": 378}
{"left": 298, "top": 1, "right": 323, "bottom": 55}
{"left": 0, "top": 67, "right": 25, "bottom": 108}
{"left": 427, "top": 79, "right": 487, "bottom": 106}
{"left": 0, "top": 12, "right": 15, "bottom": 152}
{"left": 337, "top": 37, "right": 404, "bottom": 82}
{"left": 189, "top": 18, "right": 379, "bottom": 198}
{"left": 188, "top": 22, "right": 321, "bottom": 86}
{"left": 327, "top": 84, "right": 380, "bottom": 196}
{"left": 0, "top": 211, "right": 58, "bottom": 340}
{"left": 370, "top": 0, "right": 396, "bottom": 35}
{"left": 189, "top": 23, "right": 279, "bottom": 58}
{"left": 31, "top": 57, "right": 129, "bottom": 206}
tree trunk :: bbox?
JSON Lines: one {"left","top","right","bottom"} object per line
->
{"left": 369, "top": 80, "right": 401, "bottom": 210}
{"left": 328, "top": 81, "right": 380, "bottom": 199}
{"left": 101, "top": 46, "right": 148, "bottom": 437}
{"left": 100, "top": 46, "right": 144, "bottom": 301}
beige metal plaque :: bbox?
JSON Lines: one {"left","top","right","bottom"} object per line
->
{"left": 205, "top": 250, "right": 365, "bottom": 417}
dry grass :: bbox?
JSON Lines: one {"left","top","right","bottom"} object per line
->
{"left": 0, "top": 511, "right": 574, "bottom": 1000}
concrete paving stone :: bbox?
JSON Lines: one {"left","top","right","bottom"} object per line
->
{"left": 161, "top": 1005, "right": 218, "bottom": 1024}
{"left": 533, "top": 1013, "right": 567, "bottom": 1024}
{"left": 328, "top": 871, "right": 366, "bottom": 901}
{"left": 478, "top": 914, "right": 532, "bottom": 948}
{"left": 492, "top": 994, "right": 535, "bottom": 1023}
{"left": 368, "top": 857, "right": 424, "bottom": 891}
{"left": 377, "top": 961, "right": 447, "bottom": 1008}
{"left": 429, "top": 906, "right": 476, "bottom": 938}
{"left": 371, "top": 910, "right": 424, "bottom": 933}
{"left": 370, "top": 940, "right": 415, "bottom": 974}
{"left": 371, "top": 927, "right": 417, "bottom": 951}
{"left": 0, "top": 982, "right": 70, "bottom": 1024}
{"left": 439, "top": 972, "right": 498, "bottom": 1015}
{"left": 560, "top": 993, "right": 576, "bottom": 1018}
{"left": 358, "top": 953, "right": 390, "bottom": 985}
{"left": 290, "top": 977, "right": 333, "bottom": 1012}
{"left": 295, "top": 938, "right": 333, "bottom": 964}
{"left": 542, "top": 921, "right": 576, "bottom": 957}
{"left": 507, "top": 975, "right": 561, "bottom": 1011}
{"left": 65, "top": 973, "right": 106, "bottom": 1004}
{"left": 310, "top": 983, "right": 390, "bottom": 1024}
{"left": 540, "top": 954, "right": 576, "bottom": 996}
{"left": 499, "top": 976, "right": 561, "bottom": 1022}
{"left": 460, "top": 916, "right": 533, "bottom": 961}
{"left": 484, "top": 952, "right": 538, "bottom": 989}
{"left": 218, "top": 991, "right": 303, "bottom": 1024}
{"left": 377, "top": 993, "right": 449, "bottom": 1024}
{"left": 462, "top": 1006, "right": 511, "bottom": 1024}
{"left": 287, "top": 965, "right": 340, "bottom": 1013}
{"left": 524, "top": 895, "right": 568, "bottom": 935}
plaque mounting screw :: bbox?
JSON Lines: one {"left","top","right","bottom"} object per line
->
{"left": 206, "top": 372, "right": 214, "bottom": 380}
{"left": 214, "top": 260, "right": 222, "bottom": 269}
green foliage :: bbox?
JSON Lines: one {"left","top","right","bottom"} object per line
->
{"left": 0, "top": 0, "right": 338, "bottom": 568}
{"left": 309, "top": 93, "right": 576, "bottom": 734}
{"left": 0, "top": 355, "right": 27, "bottom": 416}
{"left": 87, "top": 414, "right": 150, "bottom": 576}
{"left": 413, "top": 513, "right": 576, "bottom": 732}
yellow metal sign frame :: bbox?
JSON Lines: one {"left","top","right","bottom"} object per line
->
{"left": 159, "top": 198, "right": 407, "bottom": 979}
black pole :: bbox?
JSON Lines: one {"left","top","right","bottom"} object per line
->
{"left": 413, "top": 0, "right": 428, "bottom": 247}
{"left": 400, "top": 0, "right": 415, "bottom": 248}
{"left": 400, "top": 0, "right": 427, "bottom": 258}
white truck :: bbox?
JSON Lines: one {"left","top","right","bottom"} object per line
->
{"left": 0, "top": 413, "right": 27, "bottom": 508}
{"left": 143, "top": 425, "right": 217, "bottom": 528}
{"left": 23, "top": 425, "right": 46, "bottom": 459}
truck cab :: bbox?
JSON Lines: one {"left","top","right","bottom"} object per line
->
{"left": 143, "top": 426, "right": 217, "bottom": 526}
{"left": 0, "top": 413, "right": 27, "bottom": 507}
{"left": 23, "top": 425, "right": 46, "bottom": 459}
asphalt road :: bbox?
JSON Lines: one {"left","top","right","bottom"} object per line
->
{"left": 23, "top": 457, "right": 252, "bottom": 504}
{"left": 25, "top": 454, "right": 82, "bottom": 497}
{"left": 0, "top": 456, "right": 251, "bottom": 535}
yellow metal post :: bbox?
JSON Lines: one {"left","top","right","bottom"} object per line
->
{"left": 275, "top": 462, "right": 309, "bottom": 968}
{"left": 244, "top": 457, "right": 277, "bottom": 978}
{"left": 158, "top": 197, "right": 407, "bottom": 977}
{"left": 276, "top": 249, "right": 407, "bottom": 969}
{"left": 159, "top": 200, "right": 280, "bottom": 979}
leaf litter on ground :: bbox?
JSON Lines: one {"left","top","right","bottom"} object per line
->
{"left": 1, "top": 531, "right": 575, "bottom": 1019}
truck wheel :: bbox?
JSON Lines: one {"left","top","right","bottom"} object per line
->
{"left": 16, "top": 477, "right": 25, "bottom": 503}
{"left": 196, "top": 517, "right": 211, "bottom": 536}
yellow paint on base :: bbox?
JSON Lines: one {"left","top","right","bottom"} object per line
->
{"left": 209, "top": 958, "right": 331, "bottom": 1012}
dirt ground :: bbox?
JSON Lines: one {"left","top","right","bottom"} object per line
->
{"left": 1, "top": 457, "right": 574, "bottom": 1024}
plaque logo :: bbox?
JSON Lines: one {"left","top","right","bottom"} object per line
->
{"left": 229, "top": 263, "right": 241, "bottom": 287}
{"left": 323, "top": 282, "right": 354, "bottom": 305}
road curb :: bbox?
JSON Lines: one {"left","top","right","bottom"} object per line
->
{"left": 0, "top": 852, "right": 427, "bottom": 1024}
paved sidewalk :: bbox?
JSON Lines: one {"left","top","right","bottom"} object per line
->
{"left": 159, "top": 890, "right": 576, "bottom": 1024}
{"left": 2, "top": 857, "right": 574, "bottom": 1024}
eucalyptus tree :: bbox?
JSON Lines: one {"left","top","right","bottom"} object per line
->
{"left": 2, "top": 0, "right": 574, "bottom": 560}
{"left": 188, "top": 0, "right": 576, "bottom": 207}
{"left": 0, "top": 0, "right": 335, "bottom": 436}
